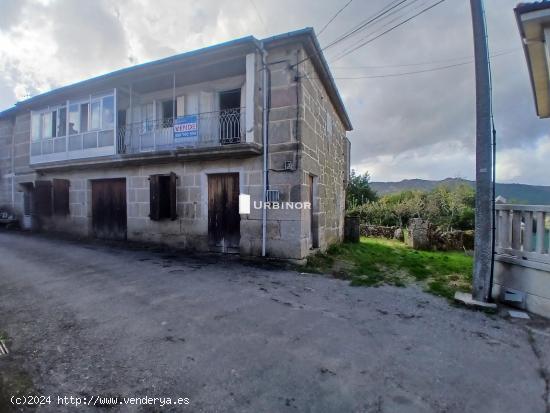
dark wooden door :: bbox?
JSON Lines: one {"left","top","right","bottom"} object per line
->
{"left": 208, "top": 173, "right": 240, "bottom": 252}
{"left": 308, "top": 175, "right": 319, "bottom": 249}
{"left": 92, "top": 178, "right": 127, "bottom": 240}
{"left": 33, "top": 181, "right": 52, "bottom": 218}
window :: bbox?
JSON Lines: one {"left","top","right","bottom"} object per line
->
{"left": 80, "top": 103, "right": 89, "bottom": 133}
{"left": 51, "top": 111, "right": 57, "bottom": 137}
{"left": 68, "top": 104, "right": 79, "bottom": 134}
{"left": 53, "top": 179, "right": 70, "bottom": 216}
{"left": 149, "top": 173, "right": 177, "bottom": 221}
{"left": 141, "top": 103, "right": 154, "bottom": 132}
{"left": 31, "top": 113, "right": 41, "bottom": 141}
{"left": 57, "top": 107, "right": 66, "bottom": 137}
{"left": 90, "top": 100, "right": 101, "bottom": 130}
{"left": 161, "top": 99, "right": 176, "bottom": 127}
{"left": 31, "top": 93, "right": 114, "bottom": 143}
{"left": 219, "top": 89, "right": 241, "bottom": 143}
{"left": 41, "top": 112, "right": 53, "bottom": 139}
{"left": 31, "top": 108, "right": 66, "bottom": 141}
{"left": 102, "top": 95, "right": 114, "bottom": 129}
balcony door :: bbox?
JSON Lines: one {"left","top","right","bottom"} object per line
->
{"left": 219, "top": 89, "right": 241, "bottom": 144}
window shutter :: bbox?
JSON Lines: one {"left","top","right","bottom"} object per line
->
{"left": 53, "top": 179, "right": 70, "bottom": 216}
{"left": 176, "top": 96, "right": 185, "bottom": 117}
{"left": 33, "top": 181, "right": 52, "bottom": 217}
{"left": 170, "top": 172, "right": 178, "bottom": 220}
{"left": 149, "top": 175, "right": 160, "bottom": 221}
{"left": 186, "top": 94, "right": 199, "bottom": 115}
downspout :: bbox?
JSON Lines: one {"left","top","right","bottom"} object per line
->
{"left": 260, "top": 42, "right": 269, "bottom": 257}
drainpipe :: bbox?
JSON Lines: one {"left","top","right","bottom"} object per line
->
{"left": 260, "top": 42, "right": 269, "bottom": 257}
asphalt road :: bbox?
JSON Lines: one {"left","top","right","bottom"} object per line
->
{"left": 0, "top": 231, "right": 548, "bottom": 413}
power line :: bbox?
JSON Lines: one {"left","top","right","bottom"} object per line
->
{"left": 329, "top": 0, "right": 431, "bottom": 61}
{"left": 331, "top": 61, "right": 472, "bottom": 79}
{"left": 302, "top": 49, "right": 516, "bottom": 80}
{"left": 322, "top": 0, "right": 410, "bottom": 51}
{"left": 331, "top": 0, "right": 447, "bottom": 63}
{"left": 330, "top": 47, "right": 520, "bottom": 69}
{"left": 318, "top": 0, "right": 354, "bottom": 36}
{"left": 291, "top": 0, "right": 413, "bottom": 69}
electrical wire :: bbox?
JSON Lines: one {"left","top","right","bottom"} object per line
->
{"left": 322, "top": 0, "right": 410, "bottom": 51}
{"left": 318, "top": 0, "right": 354, "bottom": 36}
{"left": 331, "top": 0, "right": 447, "bottom": 63}
{"left": 330, "top": 47, "right": 519, "bottom": 69}
{"left": 300, "top": 49, "right": 516, "bottom": 80}
{"left": 329, "top": 0, "right": 428, "bottom": 61}
{"left": 291, "top": 0, "right": 413, "bottom": 69}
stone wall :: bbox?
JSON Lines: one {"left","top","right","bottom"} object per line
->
{"left": 361, "top": 225, "right": 399, "bottom": 239}
{"left": 406, "top": 218, "right": 473, "bottom": 251}
{"left": 298, "top": 48, "right": 348, "bottom": 251}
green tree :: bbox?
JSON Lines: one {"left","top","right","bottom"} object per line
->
{"left": 346, "top": 170, "right": 377, "bottom": 208}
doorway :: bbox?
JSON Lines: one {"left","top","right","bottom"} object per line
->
{"left": 208, "top": 173, "right": 240, "bottom": 253}
{"left": 91, "top": 178, "right": 127, "bottom": 240}
{"left": 308, "top": 175, "right": 319, "bottom": 249}
{"left": 219, "top": 89, "right": 241, "bottom": 144}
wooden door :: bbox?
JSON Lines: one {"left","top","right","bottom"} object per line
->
{"left": 208, "top": 173, "right": 240, "bottom": 252}
{"left": 308, "top": 175, "right": 319, "bottom": 249}
{"left": 92, "top": 178, "right": 127, "bottom": 240}
{"left": 33, "top": 181, "right": 52, "bottom": 218}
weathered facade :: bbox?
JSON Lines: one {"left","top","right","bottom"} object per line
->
{"left": 0, "top": 28, "right": 352, "bottom": 260}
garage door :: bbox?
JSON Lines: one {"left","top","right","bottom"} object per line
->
{"left": 92, "top": 178, "right": 127, "bottom": 240}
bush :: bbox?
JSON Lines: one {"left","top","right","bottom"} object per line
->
{"left": 347, "top": 184, "right": 475, "bottom": 231}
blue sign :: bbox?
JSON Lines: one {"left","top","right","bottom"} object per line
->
{"left": 174, "top": 115, "right": 198, "bottom": 140}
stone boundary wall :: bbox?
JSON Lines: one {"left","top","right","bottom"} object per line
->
{"left": 361, "top": 220, "right": 474, "bottom": 251}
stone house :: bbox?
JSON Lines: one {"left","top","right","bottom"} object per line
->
{"left": 0, "top": 28, "right": 352, "bottom": 260}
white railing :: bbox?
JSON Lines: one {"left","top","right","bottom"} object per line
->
{"left": 496, "top": 204, "right": 550, "bottom": 265}
{"left": 30, "top": 129, "right": 116, "bottom": 164}
{"left": 118, "top": 108, "right": 245, "bottom": 154}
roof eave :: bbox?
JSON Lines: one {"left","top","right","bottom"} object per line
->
{"left": 515, "top": 3, "right": 550, "bottom": 118}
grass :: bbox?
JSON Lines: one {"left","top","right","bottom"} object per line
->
{"left": 303, "top": 237, "right": 473, "bottom": 299}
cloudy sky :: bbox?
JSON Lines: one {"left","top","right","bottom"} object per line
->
{"left": 1, "top": 0, "right": 549, "bottom": 184}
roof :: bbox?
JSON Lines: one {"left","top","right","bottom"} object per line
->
{"left": 515, "top": 1, "right": 550, "bottom": 117}
{"left": 516, "top": 1, "right": 550, "bottom": 13}
{"left": 0, "top": 28, "right": 352, "bottom": 130}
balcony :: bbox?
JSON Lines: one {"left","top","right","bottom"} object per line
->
{"left": 118, "top": 108, "right": 245, "bottom": 154}
{"left": 28, "top": 50, "right": 259, "bottom": 168}
{"left": 493, "top": 204, "right": 550, "bottom": 317}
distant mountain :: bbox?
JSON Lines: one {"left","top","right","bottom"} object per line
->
{"left": 370, "top": 178, "right": 550, "bottom": 205}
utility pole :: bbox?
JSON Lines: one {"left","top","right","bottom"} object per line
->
{"left": 470, "top": 0, "right": 493, "bottom": 302}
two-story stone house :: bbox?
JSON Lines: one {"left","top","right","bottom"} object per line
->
{"left": 0, "top": 28, "right": 352, "bottom": 260}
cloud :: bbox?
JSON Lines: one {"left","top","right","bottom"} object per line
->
{"left": 0, "top": 0, "right": 548, "bottom": 185}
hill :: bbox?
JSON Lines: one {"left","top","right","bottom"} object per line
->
{"left": 370, "top": 178, "right": 550, "bottom": 205}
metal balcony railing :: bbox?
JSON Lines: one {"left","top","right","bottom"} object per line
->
{"left": 117, "top": 108, "right": 245, "bottom": 154}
